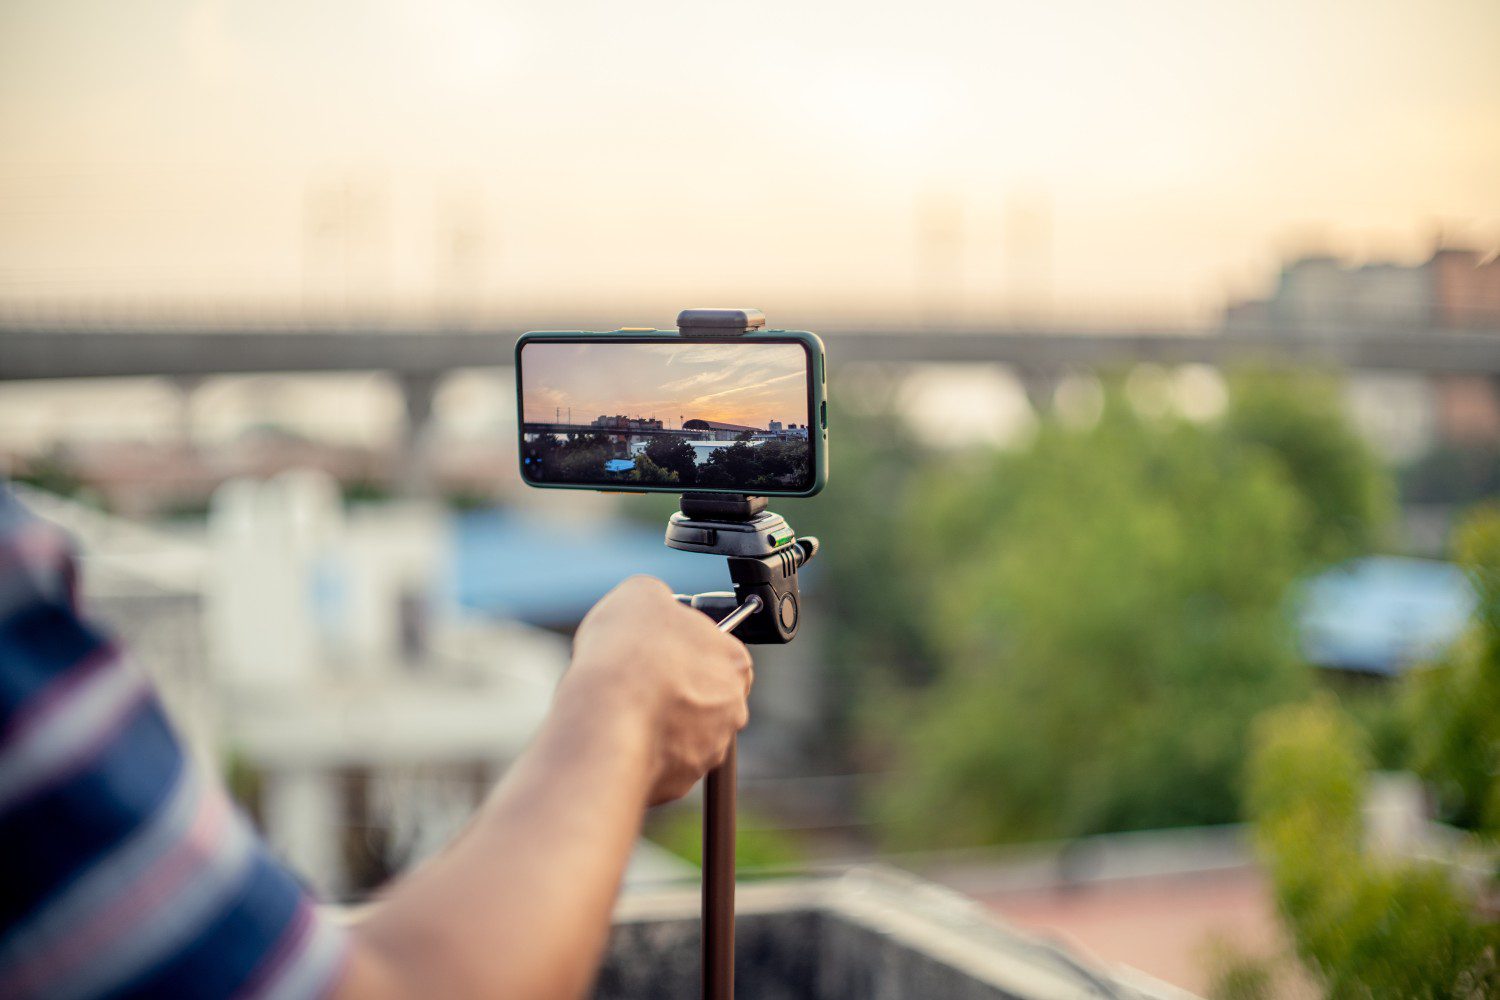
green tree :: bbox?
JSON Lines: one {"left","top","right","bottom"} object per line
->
{"left": 693, "top": 438, "right": 810, "bottom": 491}
{"left": 644, "top": 437, "right": 698, "bottom": 485}
{"left": 778, "top": 409, "right": 937, "bottom": 758}
{"left": 876, "top": 394, "right": 1313, "bottom": 845}
{"left": 527, "top": 432, "right": 619, "bottom": 484}
{"left": 1404, "top": 505, "right": 1500, "bottom": 834}
{"left": 697, "top": 442, "right": 759, "bottom": 488}
{"left": 747, "top": 438, "right": 809, "bottom": 490}
{"left": 629, "top": 453, "right": 679, "bottom": 485}
{"left": 1222, "top": 370, "right": 1392, "bottom": 565}
{"left": 1248, "top": 699, "right": 1499, "bottom": 998}
{"left": 557, "top": 444, "right": 608, "bottom": 481}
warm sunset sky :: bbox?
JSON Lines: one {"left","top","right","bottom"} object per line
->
{"left": 2, "top": 0, "right": 1497, "bottom": 326}
{"left": 520, "top": 341, "right": 809, "bottom": 430}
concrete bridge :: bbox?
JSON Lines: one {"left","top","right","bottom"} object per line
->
{"left": 520, "top": 422, "right": 705, "bottom": 438}
{"left": 4, "top": 319, "right": 1497, "bottom": 493}
{"left": 3, "top": 321, "right": 1499, "bottom": 383}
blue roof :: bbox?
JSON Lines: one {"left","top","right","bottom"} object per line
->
{"left": 604, "top": 459, "right": 635, "bottom": 473}
{"left": 447, "top": 509, "right": 739, "bottom": 627}
{"left": 1297, "top": 556, "right": 1475, "bottom": 676}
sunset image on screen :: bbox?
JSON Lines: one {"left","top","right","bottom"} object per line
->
{"left": 518, "top": 340, "right": 812, "bottom": 491}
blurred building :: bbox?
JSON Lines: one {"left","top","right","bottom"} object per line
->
{"left": 14, "top": 475, "right": 573, "bottom": 900}
{"left": 1297, "top": 556, "right": 1474, "bottom": 678}
{"left": 2, "top": 424, "right": 520, "bottom": 519}
{"left": 1228, "top": 243, "right": 1500, "bottom": 333}
{"left": 1227, "top": 244, "right": 1500, "bottom": 453}
{"left": 13, "top": 484, "right": 222, "bottom": 769}
{"left": 1432, "top": 372, "right": 1500, "bottom": 445}
{"left": 1431, "top": 247, "right": 1500, "bottom": 329}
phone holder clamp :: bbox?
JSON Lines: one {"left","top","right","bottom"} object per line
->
{"left": 668, "top": 497, "right": 817, "bottom": 644}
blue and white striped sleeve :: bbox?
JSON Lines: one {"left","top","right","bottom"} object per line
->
{"left": 0, "top": 487, "right": 349, "bottom": 1000}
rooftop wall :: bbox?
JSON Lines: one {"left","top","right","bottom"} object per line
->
{"left": 597, "top": 870, "right": 1186, "bottom": 1000}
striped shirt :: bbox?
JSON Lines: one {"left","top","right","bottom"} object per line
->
{"left": 0, "top": 486, "right": 348, "bottom": 1000}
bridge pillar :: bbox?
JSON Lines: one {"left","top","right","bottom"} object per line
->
{"left": 395, "top": 372, "right": 441, "bottom": 498}
{"left": 1015, "top": 369, "right": 1062, "bottom": 415}
{"left": 170, "top": 375, "right": 204, "bottom": 449}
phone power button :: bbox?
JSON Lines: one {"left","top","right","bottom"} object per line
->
{"left": 819, "top": 401, "right": 827, "bottom": 429}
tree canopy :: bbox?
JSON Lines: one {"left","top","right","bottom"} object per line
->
{"left": 874, "top": 391, "right": 1331, "bottom": 844}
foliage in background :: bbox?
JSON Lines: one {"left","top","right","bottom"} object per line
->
{"left": 1404, "top": 506, "right": 1500, "bottom": 836}
{"left": 1201, "top": 936, "right": 1281, "bottom": 1000}
{"left": 851, "top": 371, "right": 1401, "bottom": 848}
{"left": 1222, "top": 370, "right": 1394, "bottom": 565}
{"left": 1243, "top": 508, "right": 1500, "bottom": 997}
{"left": 643, "top": 437, "right": 697, "bottom": 484}
{"left": 10, "top": 449, "right": 88, "bottom": 502}
{"left": 527, "top": 429, "right": 809, "bottom": 490}
{"left": 640, "top": 369, "right": 1395, "bottom": 850}
{"left": 1332, "top": 685, "right": 1411, "bottom": 772}
{"left": 875, "top": 389, "right": 1326, "bottom": 845}
{"left": 1247, "top": 698, "right": 1498, "bottom": 997}
{"left": 773, "top": 379, "right": 940, "bottom": 757}
{"left": 342, "top": 477, "right": 395, "bottom": 505}
{"left": 647, "top": 807, "right": 806, "bottom": 873}
{"left": 696, "top": 438, "right": 809, "bottom": 491}
{"left": 628, "top": 453, "right": 679, "bottom": 484}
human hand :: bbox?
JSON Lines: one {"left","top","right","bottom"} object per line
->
{"left": 565, "top": 576, "right": 753, "bottom": 805}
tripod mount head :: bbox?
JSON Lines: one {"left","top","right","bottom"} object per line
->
{"left": 668, "top": 491, "right": 818, "bottom": 643}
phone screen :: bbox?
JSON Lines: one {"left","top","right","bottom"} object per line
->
{"left": 517, "top": 337, "right": 816, "bottom": 494}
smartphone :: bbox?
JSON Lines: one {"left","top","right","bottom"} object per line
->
{"left": 515, "top": 329, "right": 827, "bottom": 497}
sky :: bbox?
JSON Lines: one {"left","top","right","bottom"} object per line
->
{"left": 520, "top": 341, "right": 809, "bottom": 430}
{"left": 1, "top": 0, "right": 1498, "bottom": 326}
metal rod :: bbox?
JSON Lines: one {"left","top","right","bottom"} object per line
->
{"left": 702, "top": 593, "right": 758, "bottom": 1000}
{"left": 714, "top": 594, "right": 762, "bottom": 634}
{"left": 703, "top": 736, "right": 736, "bottom": 1000}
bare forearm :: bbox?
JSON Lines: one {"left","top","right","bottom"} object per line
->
{"left": 339, "top": 674, "right": 654, "bottom": 1000}
{"left": 330, "top": 575, "right": 751, "bottom": 999}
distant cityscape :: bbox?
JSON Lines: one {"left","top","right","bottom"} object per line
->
{"left": 1226, "top": 242, "right": 1500, "bottom": 331}
{"left": 3, "top": 237, "right": 1496, "bottom": 513}
{"left": 519, "top": 410, "right": 812, "bottom": 488}
{"left": 521, "top": 412, "right": 810, "bottom": 471}
{"left": 586, "top": 413, "right": 808, "bottom": 436}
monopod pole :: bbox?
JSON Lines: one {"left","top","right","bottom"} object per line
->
{"left": 702, "top": 593, "right": 759, "bottom": 1000}
{"left": 702, "top": 739, "right": 736, "bottom": 1000}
